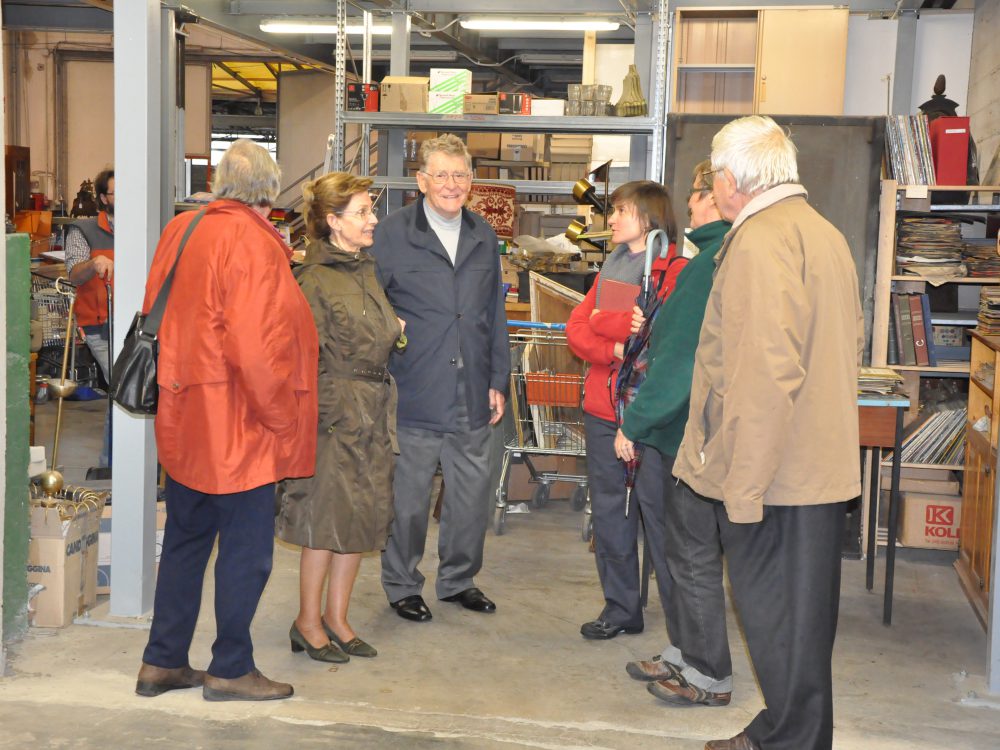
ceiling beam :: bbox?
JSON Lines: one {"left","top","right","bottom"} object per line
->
{"left": 216, "top": 61, "right": 264, "bottom": 97}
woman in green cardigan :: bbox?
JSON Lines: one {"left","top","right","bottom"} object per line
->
{"left": 614, "top": 161, "right": 736, "bottom": 709}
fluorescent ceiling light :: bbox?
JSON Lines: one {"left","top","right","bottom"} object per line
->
{"left": 260, "top": 19, "right": 393, "bottom": 35}
{"left": 460, "top": 17, "right": 620, "bottom": 32}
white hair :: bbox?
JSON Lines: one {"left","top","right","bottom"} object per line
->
{"left": 711, "top": 116, "right": 798, "bottom": 196}
{"left": 212, "top": 139, "right": 281, "bottom": 206}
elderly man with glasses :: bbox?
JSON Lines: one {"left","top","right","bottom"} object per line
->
{"left": 370, "top": 133, "right": 510, "bottom": 624}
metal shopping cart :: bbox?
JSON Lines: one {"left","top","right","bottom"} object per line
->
{"left": 493, "top": 321, "right": 591, "bottom": 538}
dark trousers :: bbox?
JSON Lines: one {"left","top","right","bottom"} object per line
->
{"left": 661, "top": 480, "right": 732, "bottom": 690}
{"left": 584, "top": 414, "right": 670, "bottom": 629}
{"left": 142, "top": 476, "right": 276, "bottom": 679}
{"left": 716, "top": 501, "right": 846, "bottom": 750}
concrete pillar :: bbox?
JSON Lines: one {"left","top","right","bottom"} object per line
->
{"left": 891, "top": 12, "right": 917, "bottom": 115}
{"left": 3, "top": 234, "right": 31, "bottom": 651}
{"left": 109, "top": 0, "right": 163, "bottom": 617}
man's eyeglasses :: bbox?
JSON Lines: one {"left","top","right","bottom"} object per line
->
{"left": 337, "top": 206, "right": 375, "bottom": 220}
{"left": 420, "top": 170, "right": 472, "bottom": 185}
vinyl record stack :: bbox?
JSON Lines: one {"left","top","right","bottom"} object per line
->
{"left": 895, "top": 217, "right": 964, "bottom": 277}
{"left": 884, "top": 115, "right": 937, "bottom": 186}
{"left": 977, "top": 286, "right": 1000, "bottom": 335}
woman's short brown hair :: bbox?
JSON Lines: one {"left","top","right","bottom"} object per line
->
{"left": 693, "top": 159, "right": 715, "bottom": 192}
{"left": 302, "top": 172, "right": 374, "bottom": 241}
{"left": 608, "top": 180, "right": 677, "bottom": 243}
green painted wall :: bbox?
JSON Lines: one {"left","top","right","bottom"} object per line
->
{"left": 4, "top": 234, "right": 30, "bottom": 640}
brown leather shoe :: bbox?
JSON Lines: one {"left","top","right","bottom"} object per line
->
{"left": 135, "top": 662, "right": 206, "bottom": 697}
{"left": 647, "top": 676, "right": 731, "bottom": 707}
{"left": 704, "top": 732, "right": 758, "bottom": 750}
{"left": 626, "top": 655, "right": 682, "bottom": 682}
{"left": 202, "top": 669, "right": 293, "bottom": 702}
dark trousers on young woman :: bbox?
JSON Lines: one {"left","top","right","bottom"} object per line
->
{"left": 584, "top": 413, "right": 670, "bottom": 630}
{"left": 716, "top": 500, "right": 846, "bottom": 750}
{"left": 142, "top": 476, "right": 276, "bottom": 679}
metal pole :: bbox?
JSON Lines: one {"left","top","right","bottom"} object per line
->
{"left": 333, "top": 0, "right": 347, "bottom": 171}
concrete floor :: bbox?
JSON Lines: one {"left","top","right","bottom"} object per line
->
{"left": 3, "top": 397, "right": 1000, "bottom": 749}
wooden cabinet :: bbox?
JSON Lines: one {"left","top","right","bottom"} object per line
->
{"left": 671, "top": 7, "right": 848, "bottom": 116}
{"left": 957, "top": 333, "right": 1000, "bottom": 627}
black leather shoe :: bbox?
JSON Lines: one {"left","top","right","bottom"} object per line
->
{"left": 580, "top": 619, "right": 643, "bottom": 640}
{"left": 441, "top": 587, "right": 496, "bottom": 613}
{"left": 390, "top": 594, "right": 432, "bottom": 622}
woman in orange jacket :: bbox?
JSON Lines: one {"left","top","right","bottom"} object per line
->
{"left": 566, "top": 181, "right": 686, "bottom": 640}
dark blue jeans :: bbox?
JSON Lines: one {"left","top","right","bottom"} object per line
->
{"left": 142, "top": 476, "right": 275, "bottom": 679}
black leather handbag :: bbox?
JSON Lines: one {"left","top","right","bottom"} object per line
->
{"left": 110, "top": 210, "right": 206, "bottom": 415}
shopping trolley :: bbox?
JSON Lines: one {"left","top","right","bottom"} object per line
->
{"left": 493, "top": 321, "right": 590, "bottom": 537}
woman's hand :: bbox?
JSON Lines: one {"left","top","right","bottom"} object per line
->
{"left": 397, "top": 317, "right": 406, "bottom": 334}
{"left": 630, "top": 305, "right": 645, "bottom": 334}
{"left": 613, "top": 342, "right": 624, "bottom": 360}
{"left": 614, "top": 428, "right": 636, "bottom": 462}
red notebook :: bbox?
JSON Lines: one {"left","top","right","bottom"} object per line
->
{"left": 597, "top": 278, "right": 641, "bottom": 312}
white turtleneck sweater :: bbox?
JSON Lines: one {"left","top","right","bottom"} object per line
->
{"left": 423, "top": 201, "right": 462, "bottom": 265}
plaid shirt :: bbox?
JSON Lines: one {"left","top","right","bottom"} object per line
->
{"left": 64, "top": 215, "right": 114, "bottom": 273}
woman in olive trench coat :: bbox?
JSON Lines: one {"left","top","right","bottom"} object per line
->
{"left": 276, "top": 173, "right": 403, "bottom": 662}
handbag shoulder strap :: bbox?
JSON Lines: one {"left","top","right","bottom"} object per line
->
{"left": 143, "top": 209, "right": 207, "bottom": 336}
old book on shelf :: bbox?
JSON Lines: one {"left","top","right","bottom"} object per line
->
{"left": 893, "top": 293, "right": 916, "bottom": 365}
{"left": 918, "top": 294, "right": 938, "bottom": 366}
{"left": 909, "top": 294, "right": 929, "bottom": 366}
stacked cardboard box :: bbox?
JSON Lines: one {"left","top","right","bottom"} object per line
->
{"left": 500, "top": 133, "right": 545, "bottom": 162}
{"left": 27, "top": 500, "right": 102, "bottom": 627}
{"left": 467, "top": 132, "right": 501, "bottom": 159}
{"left": 881, "top": 466, "right": 962, "bottom": 550}
{"left": 548, "top": 135, "right": 593, "bottom": 181}
{"left": 97, "top": 502, "right": 167, "bottom": 594}
{"left": 380, "top": 76, "right": 428, "bottom": 113}
{"left": 429, "top": 68, "right": 472, "bottom": 114}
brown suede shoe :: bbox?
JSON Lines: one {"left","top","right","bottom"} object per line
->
{"left": 705, "top": 732, "right": 758, "bottom": 750}
{"left": 135, "top": 662, "right": 206, "bottom": 697}
{"left": 626, "top": 655, "right": 683, "bottom": 682}
{"left": 203, "top": 669, "right": 293, "bottom": 702}
{"left": 647, "top": 676, "right": 731, "bottom": 707}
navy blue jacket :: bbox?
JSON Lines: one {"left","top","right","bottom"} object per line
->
{"left": 371, "top": 196, "right": 510, "bottom": 432}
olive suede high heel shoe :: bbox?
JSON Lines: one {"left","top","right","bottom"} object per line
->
{"left": 289, "top": 622, "right": 349, "bottom": 664}
{"left": 321, "top": 619, "right": 377, "bottom": 658}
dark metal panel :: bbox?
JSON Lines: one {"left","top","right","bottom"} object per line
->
{"left": 664, "top": 114, "right": 885, "bottom": 364}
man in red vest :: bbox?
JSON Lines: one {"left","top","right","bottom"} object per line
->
{"left": 65, "top": 167, "right": 115, "bottom": 469}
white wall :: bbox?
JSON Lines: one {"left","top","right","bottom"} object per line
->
{"left": 843, "top": 15, "right": 897, "bottom": 116}
{"left": 911, "top": 11, "right": 974, "bottom": 116}
{"left": 841, "top": 11, "right": 973, "bottom": 118}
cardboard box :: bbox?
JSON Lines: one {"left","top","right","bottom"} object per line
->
{"left": 501, "top": 133, "right": 545, "bottom": 162}
{"left": 97, "top": 503, "right": 167, "bottom": 595}
{"left": 529, "top": 98, "right": 566, "bottom": 117}
{"left": 550, "top": 163, "right": 590, "bottom": 181}
{"left": 898, "top": 492, "right": 962, "bottom": 549}
{"left": 498, "top": 92, "right": 531, "bottom": 115}
{"left": 380, "top": 76, "right": 428, "bottom": 113}
{"left": 346, "top": 82, "right": 379, "bottom": 112}
{"left": 467, "top": 132, "right": 501, "bottom": 159}
{"left": 428, "top": 90, "right": 465, "bottom": 115}
{"left": 430, "top": 68, "right": 472, "bottom": 94}
{"left": 27, "top": 504, "right": 100, "bottom": 628}
{"left": 881, "top": 466, "right": 958, "bottom": 483}
{"left": 464, "top": 94, "right": 499, "bottom": 115}
{"left": 548, "top": 134, "right": 594, "bottom": 163}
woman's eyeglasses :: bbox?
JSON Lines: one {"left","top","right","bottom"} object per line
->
{"left": 338, "top": 206, "right": 375, "bottom": 220}
{"left": 687, "top": 187, "right": 712, "bottom": 201}
{"left": 420, "top": 170, "right": 472, "bottom": 185}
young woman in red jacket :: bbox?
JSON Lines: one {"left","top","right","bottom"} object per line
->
{"left": 566, "top": 181, "right": 686, "bottom": 640}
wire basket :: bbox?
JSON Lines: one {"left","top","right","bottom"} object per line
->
{"left": 31, "top": 275, "right": 73, "bottom": 347}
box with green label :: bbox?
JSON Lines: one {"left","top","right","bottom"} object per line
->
{"left": 429, "top": 68, "right": 472, "bottom": 114}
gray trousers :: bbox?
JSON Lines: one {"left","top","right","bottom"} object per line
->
{"left": 584, "top": 414, "right": 670, "bottom": 630}
{"left": 718, "top": 501, "right": 845, "bottom": 750}
{"left": 84, "top": 327, "right": 111, "bottom": 468}
{"left": 381, "top": 374, "right": 492, "bottom": 602}
{"left": 660, "top": 480, "right": 733, "bottom": 693}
